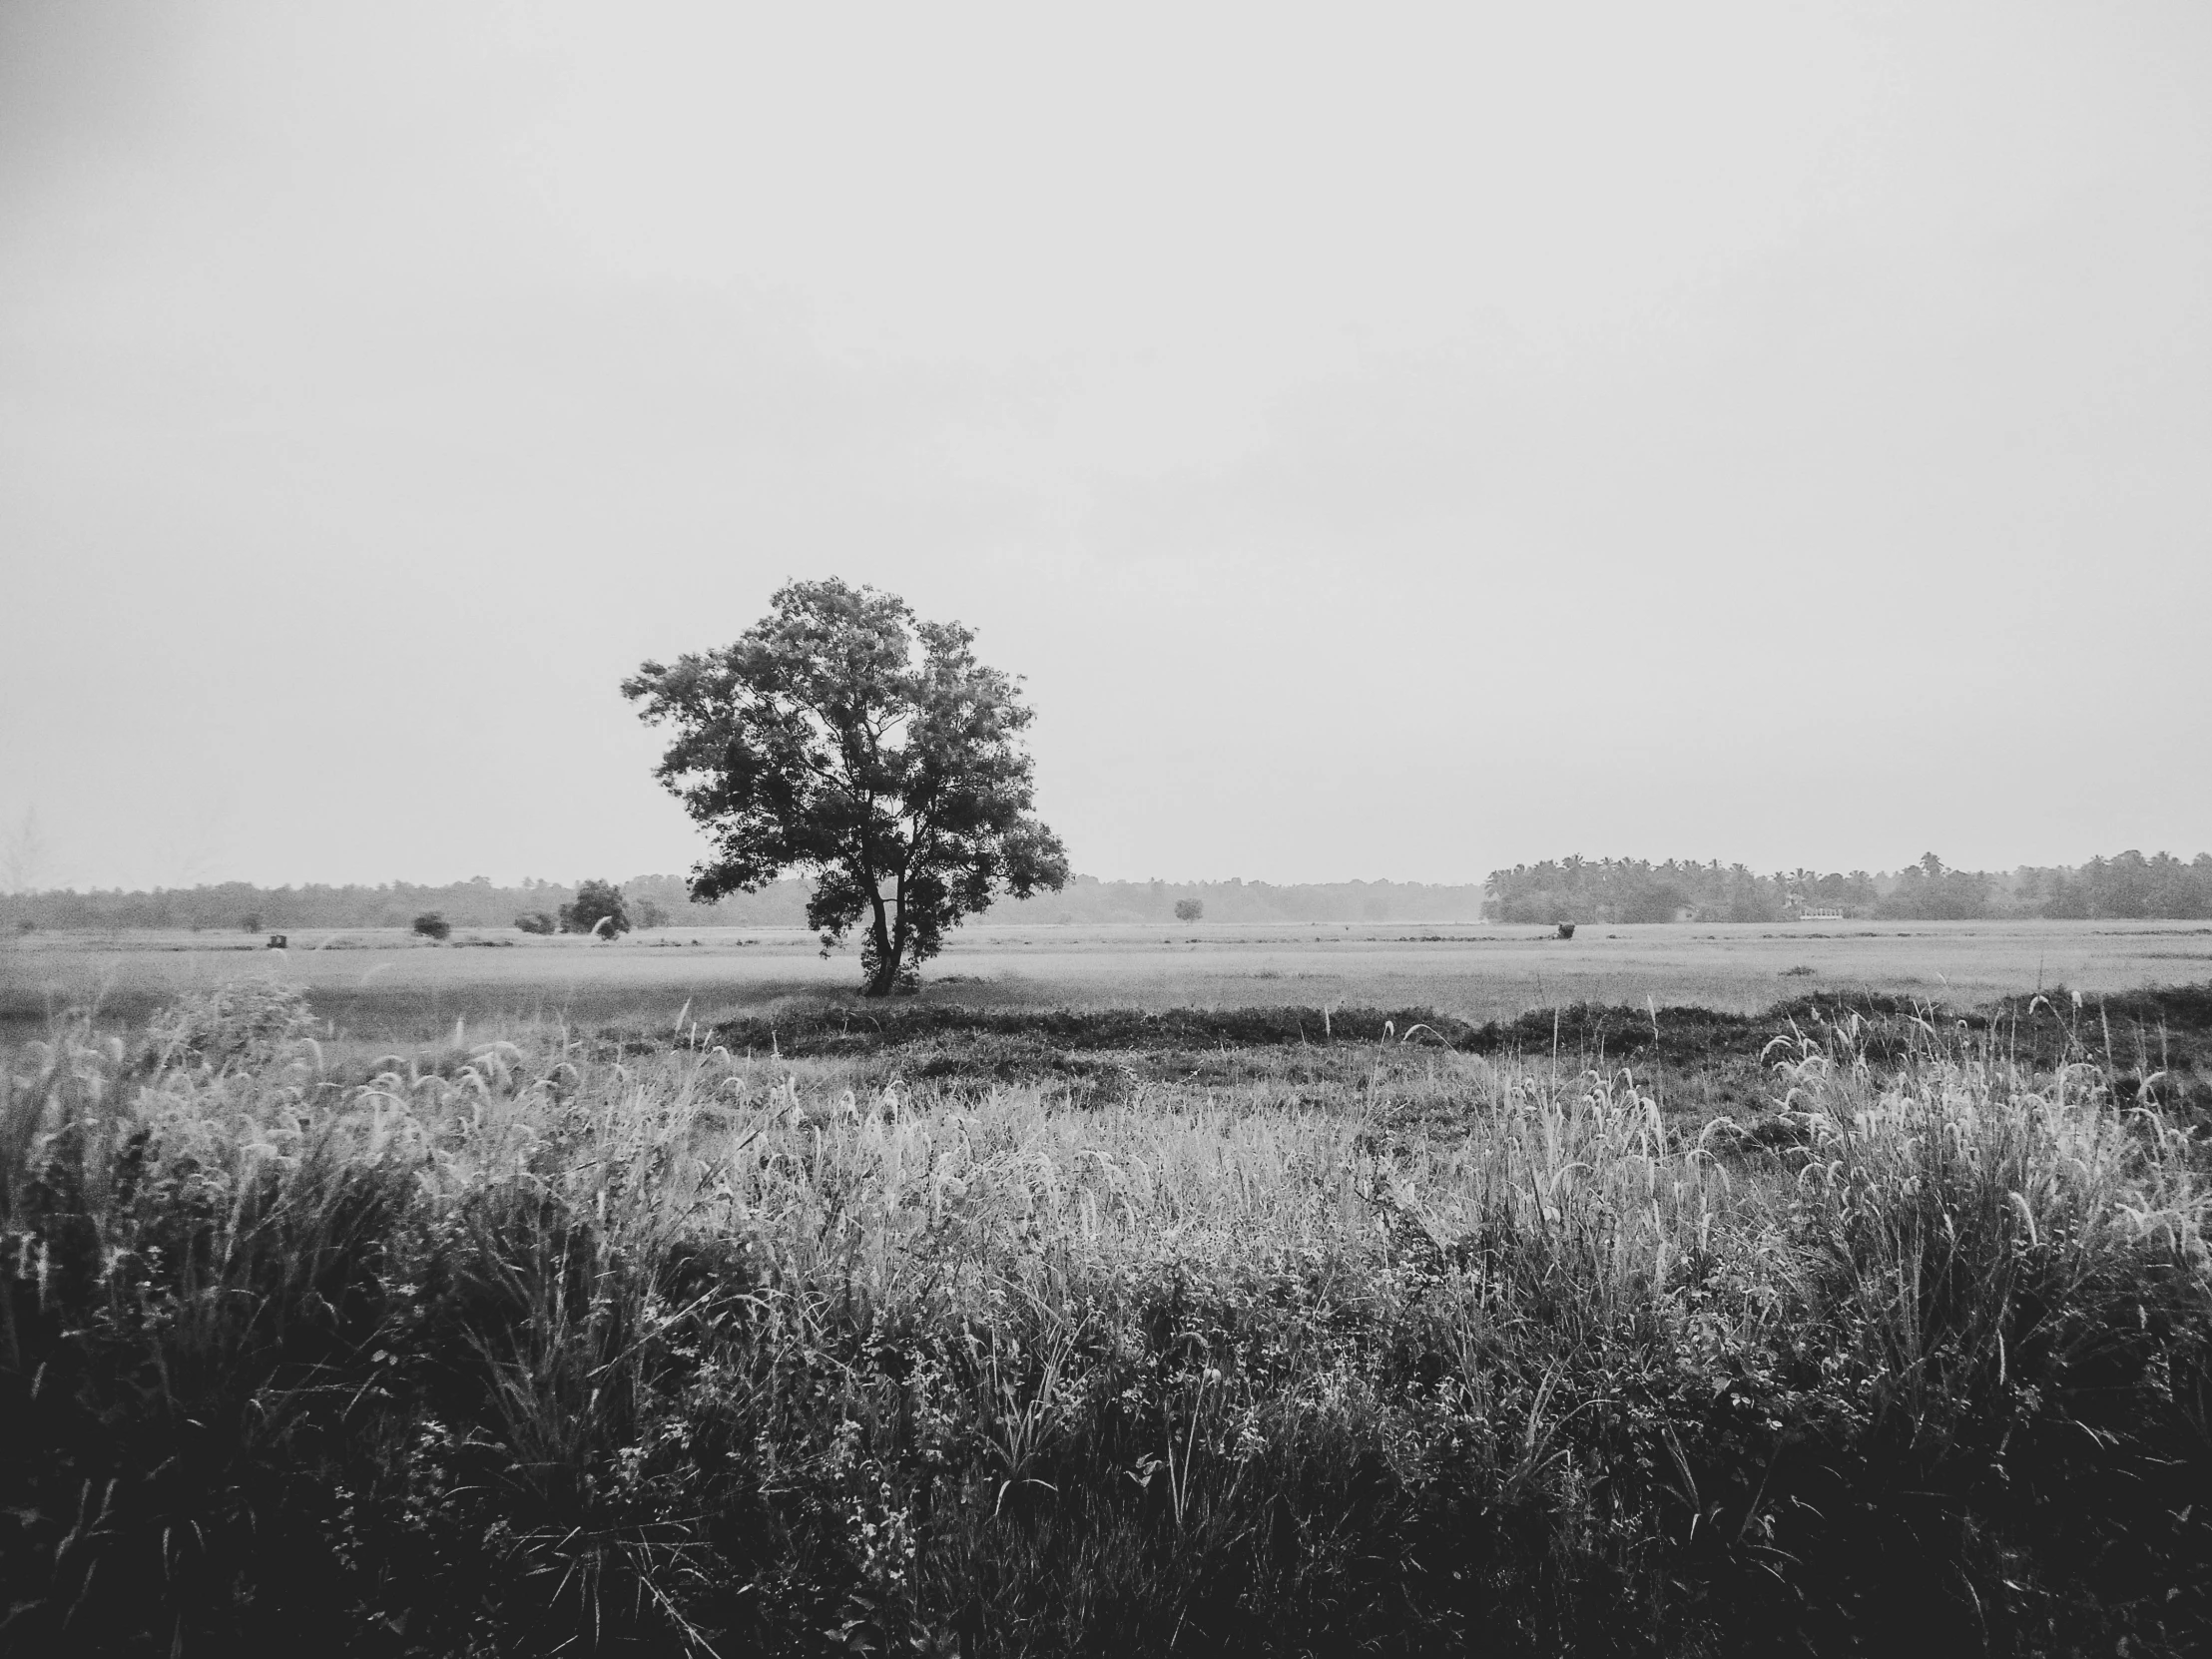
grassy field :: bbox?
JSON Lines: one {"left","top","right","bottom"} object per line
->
{"left": 6, "top": 929, "right": 2211, "bottom": 1652}
{"left": 3, "top": 979, "right": 2207, "bottom": 1655}
{"left": 8, "top": 917, "right": 2211, "bottom": 1046}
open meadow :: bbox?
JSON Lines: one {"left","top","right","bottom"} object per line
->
{"left": 7, "top": 917, "right": 2211, "bottom": 1047}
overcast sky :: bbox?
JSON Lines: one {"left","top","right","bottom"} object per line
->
{"left": 3, "top": 2, "right": 2208, "bottom": 891}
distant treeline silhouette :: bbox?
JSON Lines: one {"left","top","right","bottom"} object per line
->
{"left": 1, "top": 872, "right": 1498, "bottom": 931}
{"left": 1481, "top": 851, "right": 2212, "bottom": 923}
{"left": 0, "top": 874, "right": 810, "bottom": 934}
{"left": 6, "top": 851, "right": 2210, "bottom": 932}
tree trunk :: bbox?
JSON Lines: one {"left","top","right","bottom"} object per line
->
{"left": 863, "top": 890, "right": 900, "bottom": 997}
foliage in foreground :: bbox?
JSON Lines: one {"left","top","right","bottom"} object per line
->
{"left": 2, "top": 986, "right": 2209, "bottom": 1655}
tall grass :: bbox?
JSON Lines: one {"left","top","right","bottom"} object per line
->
{"left": 2, "top": 991, "right": 2207, "bottom": 1654}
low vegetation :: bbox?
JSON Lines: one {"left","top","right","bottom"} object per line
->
{"left": 700, "top": 986, "right": 2212, "bottom": 1125}
{"left": 3, "top": 982, "right": 2208, "bottom": 1654}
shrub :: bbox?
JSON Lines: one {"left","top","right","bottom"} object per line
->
{"left": 1174, "top": 898, "right": 1204, "bottom": 922}
{"left": 145, "top": 978, "right": 316, "bottom": 1067}
{"left": 240, "top": 911, "right": 264, "bottom": 934}
{"left": 412, "top": 912, "right": 452, "bottom": 941}
{"left": 558, "top": 878, "right": 629, "bottom": 937}
{"left": 514, "top": 911, "right": 558, "bottom": 935}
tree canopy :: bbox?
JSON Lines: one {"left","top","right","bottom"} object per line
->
{"left": 559, "top": 878, "right": 630, "bottom": 937}
{"left": 622, "top": 579, "right": 1069, "bottom": 994}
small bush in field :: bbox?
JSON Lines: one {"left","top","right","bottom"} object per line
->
{"left": 514, "top": 911, "right": 557, "bottom": 934}
{"left": 1174, "top": 898, "right": 1203, "bottom": 921}
{"left": 145, "top": 977, "right": 316, "bottom": 1066}
{"left": 412, "top": 911, "right": 452, "bottom": 941}
{"left": 558, "top": 878, "right": 629, "bottom": 936}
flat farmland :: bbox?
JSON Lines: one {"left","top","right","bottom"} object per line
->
{"left": 7, "top": 916, "right": 2211, "bottom": 1044}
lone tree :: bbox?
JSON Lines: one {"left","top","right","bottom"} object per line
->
{"left": 623, "top": 579, "right": 1069, "bottom": 996}
{"left": 560, "top": 879, "right": 631, "bottom": 938}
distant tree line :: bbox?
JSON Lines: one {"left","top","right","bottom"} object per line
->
{"left": 0, "top": 873, "right": 817, "bottom": 934}
{"left": 2, "top": 872, "right": 1506, "bottom": 932}
{"left": 1482, "top": 850, "right": 2212, "bottom": 924}
{"left": 9, "top": 849, "right": 2210, "bottom": 933}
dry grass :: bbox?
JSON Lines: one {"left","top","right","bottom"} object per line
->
{"left": 9, "top": 917, "right": 2212, "bottom": 1046}
{"left": 2, "top": 984, "right": 2208, "bottom": 1654}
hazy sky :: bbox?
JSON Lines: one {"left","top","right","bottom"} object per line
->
{"left": 4, "top": 2, "right": 2208, "bottom": 891}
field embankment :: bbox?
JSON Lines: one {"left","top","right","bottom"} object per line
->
{"left": 2, "top": 983, "right": 2209, "bottom": 1655}
{"left": 699, "top": 984, "right": 2212, "bottom": 1122}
